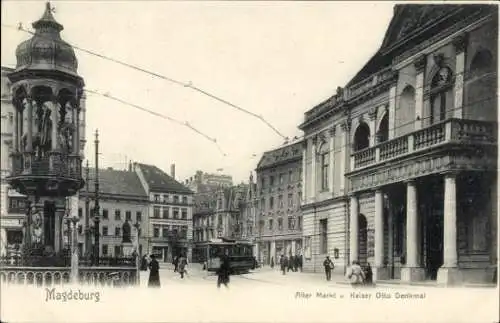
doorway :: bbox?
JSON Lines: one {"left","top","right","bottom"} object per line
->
{"left": 358, "top": 214, "right": 368, "bottom": 265}
{"left": 425, "top": 211, "right": 443, "bottom": 280}
{"left": 43, "top": 201, "right": 56, "bottom": 248}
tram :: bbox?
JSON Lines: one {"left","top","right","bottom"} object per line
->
{"left": 199, "top": 238, "right": 256, "bottom": 274}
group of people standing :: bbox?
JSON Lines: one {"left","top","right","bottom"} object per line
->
{"left": 276, "top": 254, "right": 303, "bottom": 274}
{"left": 345, "top": 260, "right": 373, "bottom": 287}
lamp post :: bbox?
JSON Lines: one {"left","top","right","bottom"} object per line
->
{"left": 133, "top": 221, "right": 140, "bottom": 284}
{"left": 70, "top": 214, "right": 80, "bottom": 284}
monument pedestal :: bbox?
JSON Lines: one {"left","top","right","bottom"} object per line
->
{"left": 122, "top": 243, "right": 135, "bottom": 257}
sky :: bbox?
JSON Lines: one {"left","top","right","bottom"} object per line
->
{"left": 1, "top": 1, "right": 394, "bottom": 184}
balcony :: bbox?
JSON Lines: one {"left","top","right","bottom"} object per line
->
{"left": 8, "top": 152, "right": 83, "bottom": 197}
{"left": 351, "top": 118, "right": 497, "bottom": 171}
{"left": 349, "top": 118, "right": 497, "bottom": 192}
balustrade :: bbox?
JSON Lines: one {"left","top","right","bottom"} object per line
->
{"left": 351, "top": 118, "right": 497, "bottom": 171}
{"left": 9, "top": 153, "right": 82, "bottom": 178}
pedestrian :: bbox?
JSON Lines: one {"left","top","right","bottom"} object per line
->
{"left": 323, "top": 256, "right": 334, "bottom": 281}
{"left": 173, "top": 256, "right": 179, "bottom": 272}
{"left": 217, "top": 251, "right": 231, "bottom": 289}
{"left": 178, "top": 255, "right": 188, "bottom": 279}
{"left": 293, "top": 255, "right": 299, "bottom": 272}
{"left": 280, "top": 255, "right": 288, "bottom": 275}
{"left": 140, "top": 255, "right": 148, "bottom": 271}
{"left": 287, "top": 254, "right": 294, "bottom": 272}
{"left": 147, "top": 254, "right": 161, "bottom": 288}
{"left": 298, "top": 254, "right": 303, "bottom": 272}
{"left": 346, "top": 260, "right": 365, "bottom": 288}
{"left": 270, "top": 257, "right": 274, "bottom": 269}
{"left": 364, "top": 263, "right": 373, "bottom": 286}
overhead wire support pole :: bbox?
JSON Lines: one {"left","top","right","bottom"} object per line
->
{"left": 2, "top": 23, "right": 286, "bottom": 140}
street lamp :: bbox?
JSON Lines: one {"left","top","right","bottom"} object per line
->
{"left": 133, "top": 221, "right": 141, "bottom": 284}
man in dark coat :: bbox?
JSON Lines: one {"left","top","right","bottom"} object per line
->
{"left": 280, "top": 255, "right": 288, "bottom": 275}
{"left": 217, "top": 252, "right": 231, "bottom": 288}
{"left": 323, "top": 256, "right": 334, "bottom": 281}
{"left": 148, "top": 254, "right": 161, "bottom": 288}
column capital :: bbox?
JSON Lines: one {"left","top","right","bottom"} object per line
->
{"left": 414, "top": 54, "right": 427, "bottom": 73}
{"left": 368, "top": 107, "right": 378, "bottom": 120}
{"left": 340, "top": 119, "right": 351, "bottom": 132}
{"left": 441, "top": 170, "right": 459, "bottom": 179}
{"left": 403, "top": 178, "right": 416, "bottom": 185}
{"left": 328, "top": 126, "right": 336, "bottom": 137}
{"left": 453, "top": 34, "right": 468, "bottom": 54}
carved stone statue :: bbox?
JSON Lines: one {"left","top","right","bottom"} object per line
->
{"left": 122, "top": 220, "right": 132, "bottom": 243}
{"left": 30, "top": 206, "right": 43, "bottom": 245}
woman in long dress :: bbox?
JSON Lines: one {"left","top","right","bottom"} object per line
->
{"left": 148, "top": 254, "right": 161, "bottom": 288}
{"left": 346, "top": 260, "right": 365, "bottom": 287}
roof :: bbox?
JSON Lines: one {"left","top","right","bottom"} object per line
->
{"left": 136, "top": 163, "right": 193, "bottom": 194}
{"left": 80, "top": 168, "right": 147, "bottom": 199}
{"left": 256, "top": 141, "right": 303, "bottom": 171}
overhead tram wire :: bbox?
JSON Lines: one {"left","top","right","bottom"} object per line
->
{"left": 2, "top": 22, "right": 287, "bottom": 140}
{"left": 84, "top": 89, "right": 227, "bottom": 156}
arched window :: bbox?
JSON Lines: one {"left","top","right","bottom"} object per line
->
{"left": 466, "top": 49, "right": 497, "bottom": 121}
{"left": 353, "top": 122, "right": 370, "bottom": 151}
{"left": 430, "top": 66, "right": 453, "bottom": 124}
{"left": 397, "top": 85, "right": 416, "bottom": 135}
{"left": 377, "top": 113, "right": 389, "bottom": 143}
{"left": 318, "top": 142, "right": 329, "bottom": 191}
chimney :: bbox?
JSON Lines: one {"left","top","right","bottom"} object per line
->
{"left": 170, "top": 164, "right": 176, "bottom": 179}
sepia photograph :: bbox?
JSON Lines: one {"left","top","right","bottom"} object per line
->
{"left": 0, "top": 1, "right": 498, "bottom": 322}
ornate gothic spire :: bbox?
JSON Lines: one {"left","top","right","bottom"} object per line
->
{"left": 32, "top": 2, "right": 64, "bottom": 33}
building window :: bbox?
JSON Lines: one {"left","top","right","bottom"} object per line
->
{"left": 153, "top": 207, "right": 160, "bottom": 218}
{"left": 125, "top": 211, "right": 132, "bottom": 221}
{"left": 261, "top": 176, "right": 266, "bottom": 189}
{"left": 173, "top": 208, "right": 179, "bottom": 219}
{"left": 154, "top": 194, "right": 160, "bottom": 202}
{"left": 278, "top": 195, "right": 283, "bottom": 208}
{"left": 114, "top": 245, "right": 122, "bottom": 257}
{"left": 102, "top": 244, "right": 108, "bottom": 256}
{"left": 7, "top": 197, "right": 25, "bottom": 213}
{"left": 288, "top": 170, "right": 293, "bottom": 182}
{"left": 269, "top": 176, "right": 275, "bottom": 186}
{"left": 288, "top": 193, "right": 293, "bottom": 207}
{"left": 321, "top": 149, "right": 329, "bottom": 191}
{"left": 136, "top": 211, "right": 142, "bottom": 222}
{"left": 78, "top": 208, "right": 83, "bottom": 218}
{"left": 268, "top": 219, "right": 273, "bottom": 230}
{"left": 115, "top": 210, "right": 121, "bottom": 221}
{"left": 174, "top": 195, "right": 179, "bottom": 203}
{"left": 163, "top": 194, "right": 169, "bottom": 203}
{"left": 269, "top": 196, "right": 274, "bottom": 209}
{"left": 181, "top": 208, "right": 188, "bottom": 219}
{"left": 115, "top": 227, "right": 121, "bottom": 236}
{"left": 181, "top": 226, "right": 188, "bottom": 239}
{"left": 153, "top": 227, "right": 160, "bottom": 238}
{"left": 278, "top": 218, "right": 283, "bottom": 231}
{"left": 320, "top": 219, "right": 327, "bottom": 254}
{"left": 298, "top": 216, "right": 302, "bottom": 230}
{"left": 260, "top": 198, "right": 265, "bottom": 211}
{"left": 430, "top": 66, "right": 452, "bottom": 124}
{"left": 288, "top": 216, "right": 293, "bottom": 230}
{"left": 162, "top": 227, "right": 168, "bottom": 238}
{"left": 78, "top": 225, "right": 82, "bottom": 235}
{"left": 102, "top": 209, "right": 109, "bottom": 219}
{"left": 182, "top": 196, "right": 188, "bottom": 204}
{"left": 279, "top": 173, "right": 284, "bottom": 185}
{"left": 102, "top": 226, "right": 108, "bottom": 236}
{"left": 163, "top": 208, "right": 169, "bottom": 219}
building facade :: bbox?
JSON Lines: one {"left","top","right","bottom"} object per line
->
{"left": 255, "top": 141, "right": 303, "bottom": 265}
{"left": 77, "top": 167, "right": 149, "bottom": 258}
{"left": 185, "top": 170, "right": 233, "bottom": 193}
{"left": 135, "top": 163, "right": 194, "bottom": 262}
{"left": 299, "top": 4, "right": 497, "bottom": 285}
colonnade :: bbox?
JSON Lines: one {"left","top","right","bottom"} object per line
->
{"left": 349, "top": 173, "right": 459, "bottom": 283}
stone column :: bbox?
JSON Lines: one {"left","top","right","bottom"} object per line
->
{"left": 388, "top": 85, "right": 396, "bottom": 140}
{"left": 73, "top": 106, "right": 79, "bottom": 154}
{"left": 437, "top": 173, "right": 461, "bottom": 285}
{"left": 24, "top": 99, "right": 33, "bottom": 152}
{"left": 50, "top": 100, "right": 59, "bottom": 150}
{"left": 0, "top": 228, "right": 7, "bottom": 257}
{"left": 374, "top": 189, "right": 388, "bottom": 280}
{"left": 271, "top": 240, "right": 276, "bottom": 265}
{"left": 340, "top": 121, "right": 350, "bottom": 194}
{"left": 328, "top": 127, "right": 335, "bottom": 194}
{"left": 291, "top": 240, "right": 296, "bottom": 255}
{"left": 310, "top": 137, "right": 317, "bottom": 202}
{"left": 349, "top": 195, "right": 359, "bottom": 264}
{"left": 453, "top": 35, "right": 467, "bottom": 119}
{"left": 301, "top": 141, "right": 307, "bottom": 203}
{"left": 414, "top": 55, "right": 426, "bottom": 130}
{"left": 369, "top": 107, "right": 378, "bottom": 146}
{"left": 387, "top": 202, "right": 394, "bottom": 279}
{"left": 402, "top": 180, "right": 424, "bottom": 282}
{"left": 12, "top": 109, "right": 18, "bottom": 152}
